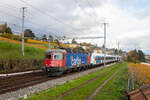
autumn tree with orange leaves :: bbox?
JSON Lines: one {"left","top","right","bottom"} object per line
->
{"left": 127, "top": 49, "right": 145, "bottom": 63}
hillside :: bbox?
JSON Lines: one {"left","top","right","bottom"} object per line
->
{"left": 0, "top": 39, "right": 46, "bottom": 60}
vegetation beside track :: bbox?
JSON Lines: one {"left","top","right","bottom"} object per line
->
{"left": 0, "top": 40, "right": 46, "bottom": 73}
{"left": 21, "top": 63, "right": 127, "bottom": 100}
{"left": 62, "top": 63, "right": 126, "bottom": 100}
{"left": 94, "top": 63, "right": 128, "bottom": 100}
{"left": 0, "top": 40, "right": 45, "bottom": 60}
{"left": 128, "top": 63, "right": 150, "bottom": 91}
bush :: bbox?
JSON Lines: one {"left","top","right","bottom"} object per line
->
{"left": 128, "top": 63, "right": 150, "bottom": 85}
{"left": 0, "top": 59, "right": 44, "bottom": 73}
{"left": 0, "top": 33, "right": 22, "bottom": 41}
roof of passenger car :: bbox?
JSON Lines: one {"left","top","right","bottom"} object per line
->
{"left": 46, "top": 49, "right": 67, "bottom": 53}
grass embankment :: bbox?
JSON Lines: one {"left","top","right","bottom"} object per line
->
{"left": 94, "top": 63, "right": 128, "bottom": 100}
{"left": 0, "top": 40, "right": 45, "bottom": 60}
{"left": 21, "top": 63, "right": 127, "bottom": 100}
{"left": 63, "top": 63, "right": 127, "bottom": 100}
{"left": 0, "top": 36, "right": 49, "bottom": 49}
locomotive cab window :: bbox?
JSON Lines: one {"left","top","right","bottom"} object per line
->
{"left": 54, "top": 55, "right": 59, "bottom": 60}
{"left": 53, "top": 53, "right": 63, "bottom": 60}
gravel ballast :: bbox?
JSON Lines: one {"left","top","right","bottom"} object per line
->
{"left": 0, "top": 63, "right": 115, "bottom": 100}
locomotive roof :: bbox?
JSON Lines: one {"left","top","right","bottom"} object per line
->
{"left": 46, "top": 49, "right": 67, "bottom": 53}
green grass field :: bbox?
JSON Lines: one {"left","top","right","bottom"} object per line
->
{"left": 94, "top": 63, "right": 128, "bottom": 100}
{"left": 0, "top": 40, "right": 46, "bottom": 60}
{"left": 62, "top": 63, "right": 122, "bottom": 100}
{"left": 21, "top": 63, "right": 127, "bottom": 100}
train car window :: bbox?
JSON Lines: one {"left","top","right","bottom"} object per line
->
{"left": 81, "top": 56, "right": 84, "bottom": 60}
{"left": 71, "top": 55, "right": 73, "bottom": 60}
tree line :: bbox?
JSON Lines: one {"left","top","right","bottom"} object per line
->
{"left": 127, "top": 49, "right": 145, "bottom": 63}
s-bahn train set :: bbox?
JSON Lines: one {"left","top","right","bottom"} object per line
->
{"left": 44, "top": 49, "right": 121, "bottom": 76}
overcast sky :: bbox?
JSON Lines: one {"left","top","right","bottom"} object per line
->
{"left": 0, "top": 0, "right": 150, "bottom": 54}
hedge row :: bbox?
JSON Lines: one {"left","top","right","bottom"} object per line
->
{"left": 0, "top": 33, "right": 27, "bottom": 42}
{"left": 0, "top": 59, "right": 44, "bottom": 74}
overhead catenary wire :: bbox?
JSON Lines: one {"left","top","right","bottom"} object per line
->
{"left": 0, "top": 1, "right": 70, "bottom": 37}
{"left": 0, "top": 0, "right": 105, "bottom": 43}
{"left": 1, "top": 0, "right": 99, "bottom": 38}
{"left": 19, "top": 0, "right": 76, "bottom": 34}
{"left": 0, "top": 7, "right": 65, "bottom": 37}
{"left": 18, "top": 0, "right": 76, "bottom": 36}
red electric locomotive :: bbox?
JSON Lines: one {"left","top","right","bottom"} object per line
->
{"left": 44, "top": 49, "right": 90, "bottom": 76}
{"left": 44, "top": 49, "right": 67, "bottom": 76}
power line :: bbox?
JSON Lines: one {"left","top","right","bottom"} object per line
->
{"left": 19, "top": 0, "right": 75, "bottom": 32}
{"left": 0, "top": 8, "right": 63, "bottom": 37}
{"left": 1, "top": 0, "right": 98, "bottom": 38}
{"left": 64, "top": 36, "right": 104, "bottom": 39}
{"left": 0, "top": 2, "right": 78, "bottom": 41}
{"left": 0, "top": 10, "right": 21, "bottom": 21}
{"left": 0, "top": 2, "right": 20, "bottom": 11}
{"left": 0, "top": 1, "right": 102, "bottom": 40}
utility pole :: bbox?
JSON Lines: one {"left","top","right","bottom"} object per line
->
{"left": 103, "top": 23, "right": 108, "bottom": 66}
{"left": 49, "top": 38, "right": 51, "bottom": 49}
{"left": 118, "top": 41, "right": 120, "bottom": 61}
{"left": 49, "top": 35, "right": 51, "bottom": 49}
{"left": 21, "top": 7, "right": 26, "bottom": 56}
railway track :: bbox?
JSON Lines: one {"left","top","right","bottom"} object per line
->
{"left": 0, "top": 67, "right": 99, "bottom": 94}
{"left": 0, "top": 63, "right": 115, "bottom": 95}
{"left": 0, "top": 71, "right": 51, "bottom": 94}
{"left": 0, "top": 70, "right": 81, "bottom": 94}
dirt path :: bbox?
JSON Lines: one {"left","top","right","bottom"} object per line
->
{"left": 86, "top": 70, "right": 119, "bottom": 100}
{"left": 0, "top": 36, "right": 48, "bottom": 50}
{"left": 56, "top": 70, "right": 111, "bottom": 100}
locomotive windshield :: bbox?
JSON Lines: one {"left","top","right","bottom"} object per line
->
{"left": 53, "top": 53, "right": 63, "bottom": 60}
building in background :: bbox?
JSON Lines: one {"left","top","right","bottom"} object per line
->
{"left": 69, "top": 43, "right": 81, "bottom": 48}
{"left": 145, "top": 55, "right": 150, "bottom": 63}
